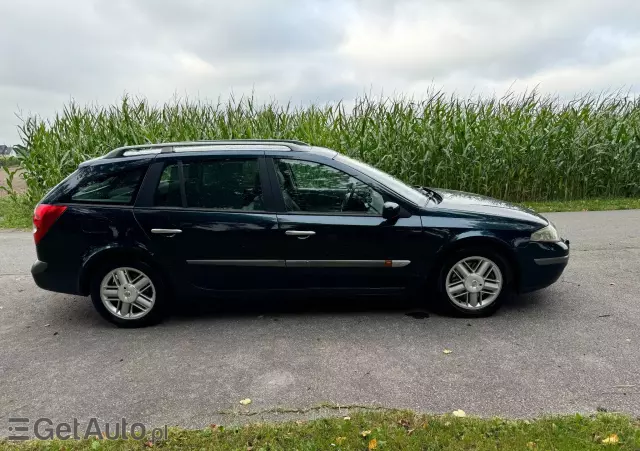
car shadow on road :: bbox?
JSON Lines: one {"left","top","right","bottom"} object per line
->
{"left": 163, "top": 288, "right": 551, "bottom": 323}
{"left": 169, "top": 292, "right": 423, "bottom": 320}
{"left": 53, "top": 288, "right": 554, "bottom": 329}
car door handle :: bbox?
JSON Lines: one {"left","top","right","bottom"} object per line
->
{"left": 285, "top": 230, "right": 315, "bottom": 239}
{"left": 151, "top": 228, "right": 182, "bottom": 235}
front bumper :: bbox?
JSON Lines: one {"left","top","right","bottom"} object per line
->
{"left": 534, "top": 255, "right": 570, "bottom": 266}
{"left": 517, "top": 239, "right": 570, "bottom": 293}
{"left": 31, "top": 260, "right": 81, "bottom": 295}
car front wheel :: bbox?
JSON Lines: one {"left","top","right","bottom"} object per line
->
{"left": 90, "top": 261, "right": 166, "bottom": 327}
{"left": 437, "top": 247, "right": 511, "bottom": 317}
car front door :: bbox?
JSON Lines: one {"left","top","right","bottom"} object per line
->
{"left": 134, "top": 152, "right": 287, "bottom": 293}
{"left": 267, "top": 156, "right": 425, "bottom": 292}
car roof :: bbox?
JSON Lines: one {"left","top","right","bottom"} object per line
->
{"left": 105, "top": 139, "right": 311, "bottom": 157}
{"left": 78, "top": 140, "right": 338, "bottom": 168}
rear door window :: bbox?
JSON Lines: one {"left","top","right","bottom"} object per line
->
{"left": 154, "top": 159, "right": 264, "bottom": 211}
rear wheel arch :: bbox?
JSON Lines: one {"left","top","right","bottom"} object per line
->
{"left": 78, "top": 247, "right": 170, "bottom": 296}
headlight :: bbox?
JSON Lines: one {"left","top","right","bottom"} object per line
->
{"left": 531, "top": 223, "right": 560, "bottom": 242}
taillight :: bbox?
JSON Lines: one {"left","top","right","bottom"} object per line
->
{"left": 33, "top": 204, "right": 67, "bottom": 245}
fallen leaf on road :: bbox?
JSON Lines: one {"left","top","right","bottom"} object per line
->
{"left": 452, "top": 409, "right": 466, "bottom": 417}
{"left": 361, "top": 430, "right": 371, "bottom": 437}
{"left": 239, "top": 398, "right": 252, "bottom": 405}
{"left": 443, "top": 349, "right": 452, "bottom": 354}
{"left": 602, "top": 433, "right": 619, "bottom": 444}
{"left": 368, "top": 438, "right": 378, "bottom": 449}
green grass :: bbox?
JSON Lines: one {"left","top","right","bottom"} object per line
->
{"left": 522, "top": 197, "right": 640, "bottom": 212}
{"left": 9, "top": 92, "right": 640, "bottom": 204}
{"left": 0, "top": 411, "right": 637, "bottom": 450}
{"left": 0, "top": 197, "right": 32, "bottom": 229}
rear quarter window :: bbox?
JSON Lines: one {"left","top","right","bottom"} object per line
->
{"left": 62, "top": 167, "right": 145, "bottom": 205}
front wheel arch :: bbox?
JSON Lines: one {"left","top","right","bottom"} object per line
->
{"left": 428, "top": 235, "right": 520, "bottom": 292}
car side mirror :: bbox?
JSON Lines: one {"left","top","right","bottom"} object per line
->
{"left": 382, "top": 201, "right": 401, "bottom": 220}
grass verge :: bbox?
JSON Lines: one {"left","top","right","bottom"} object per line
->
{"left": 522, "top": 197, "right": 640, "bottom": 213}
{"left": 0, "top": 197, "right": 32, "bottom": 229}
{"left": 2, "top": 196, "right": 640, "bottom": 230}
{"left": 0, "top": 411, "right": 638, "bottom": 450}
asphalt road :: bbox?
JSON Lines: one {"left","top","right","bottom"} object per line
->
{"left": 0, "top": 210, "right": 638, "bottom": 433}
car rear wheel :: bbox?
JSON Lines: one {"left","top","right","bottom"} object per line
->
{"left": 437, "top": 247, "right": 511, "bottom": 317}
{"left": 90, "top": 261, "right": 165, "bottom": 327}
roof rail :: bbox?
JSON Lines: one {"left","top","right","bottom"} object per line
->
{"left": 104, "top": 139, "right": 310, "bottom": 158}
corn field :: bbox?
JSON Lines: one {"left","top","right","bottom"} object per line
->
{"left": 10, "top": 92, "right": 640, "bottom": 203}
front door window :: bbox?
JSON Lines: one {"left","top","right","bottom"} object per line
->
{"left": 275, "top": 159, "right": 384, "bottom": 214}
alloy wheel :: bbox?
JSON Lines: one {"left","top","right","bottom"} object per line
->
{"left": 445, "top": 256, "right": 502, "bottom": 311}
{"left": 100, "top": 267, "right": 156, "bottom": 320}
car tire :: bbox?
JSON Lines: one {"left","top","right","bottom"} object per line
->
{"left": 90, "top": 260, "right": 166, "bottom": 328}
{"left": 436, "top": 246, "right": 512, "bottom": 317}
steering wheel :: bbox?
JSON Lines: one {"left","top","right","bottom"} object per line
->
{"left": 340, "top": 183, "right": 357, "bottom": 212}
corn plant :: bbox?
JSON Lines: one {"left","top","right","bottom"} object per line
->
{"left": 8, "top": 91, "right": 640, "bottom": 203}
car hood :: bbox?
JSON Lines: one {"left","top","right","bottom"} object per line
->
{"left": 431, "top": 189, "right": 548, "bottom": 226}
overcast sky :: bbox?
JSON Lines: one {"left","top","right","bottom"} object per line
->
{"left": 1, "top": 0, "right": 639, "bottom": 144}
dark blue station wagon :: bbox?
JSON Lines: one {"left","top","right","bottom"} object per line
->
{"left": 31, "top": 140, "right": 569, "bottom": 327}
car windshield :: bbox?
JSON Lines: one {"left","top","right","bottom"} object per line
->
{"left": 336, "top": 154, "right": 429, "bottom": 206}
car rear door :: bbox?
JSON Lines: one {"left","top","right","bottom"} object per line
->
{"left": 134, "top": 151, "right": 286, "bottom": 293}
{"left": 265, "top": 153, "right": 426, "bottom": 291}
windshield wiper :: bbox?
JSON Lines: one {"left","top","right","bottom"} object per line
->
{"left": 414, "top": 186, "right": 441, "bottom": 205}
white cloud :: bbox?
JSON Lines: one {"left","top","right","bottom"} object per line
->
{"left": 0, "top": 0, "right": 638, "bottom": 144}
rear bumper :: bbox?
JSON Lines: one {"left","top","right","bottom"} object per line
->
{"left": 31, "top": 260, "right": 81, "bottom": 295}
{"left": 517, "top": 239, "right": 570, "bottom": 293}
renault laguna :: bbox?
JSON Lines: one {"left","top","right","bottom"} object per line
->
{"left": 30, "top": 140, "right": 569, "bottom": 327}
